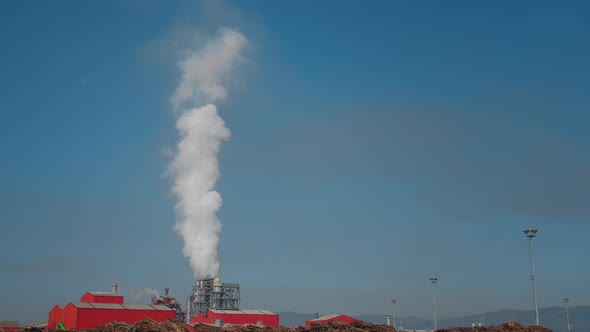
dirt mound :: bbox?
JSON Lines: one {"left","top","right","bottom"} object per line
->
{"left": 437, "top": 321, "right": 552, "bottom": 332}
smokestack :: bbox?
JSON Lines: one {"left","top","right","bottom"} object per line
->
{"left": 112, "top": 283, "right": 118, "bottom": 293}
{"left": 165, "top": 288, "right": 170, "bottom": 296}
{"left": 169, "top": 29, "right": 248, "bottom": 279}
{"left": 385, "top": 315, "right": 391, "bottom": 326}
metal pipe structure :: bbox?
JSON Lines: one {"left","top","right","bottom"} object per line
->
{"left": 391, "top": 299, "right": 397, "bottom": 329}
{"left": 188, "top": 277, "right": 240, "bottom": 319}
{"left": 564, "top": 298, "right": 571, "bottom": 332}
{"left": 430, "top": 277, "right": 438, "bottom": 331}
{"left": 523, "top": 229, "right": 539, "bottom": 326}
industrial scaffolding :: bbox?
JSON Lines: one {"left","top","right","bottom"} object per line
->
{"left": 187, "top": 277, "right": 240, "bottom": 320}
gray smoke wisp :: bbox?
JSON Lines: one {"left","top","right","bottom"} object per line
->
{"left": 169, "top": 29, "right": 247, "bottom": 279}
{"left": 131, "top": 288, "right": 161, "bottom": 301}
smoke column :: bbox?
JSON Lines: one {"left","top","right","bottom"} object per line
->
{"left": 169, "top": 29, "right": 247, "bottom": 279}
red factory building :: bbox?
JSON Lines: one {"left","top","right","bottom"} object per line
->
{"left": 305, "top": 314, "right": 358, "bottom": 327}
{"left": 0, "top": 321, "right": 21, "bottom": 332}
{"left": 48, "top": 287, "right": 175, "bottom": 330}
{"left": 190, "top": 309, "right": 279, "bottom": 327}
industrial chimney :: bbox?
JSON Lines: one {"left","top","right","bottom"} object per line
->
{"left": 112, "top": 282, "right": 119, "bottom": 293}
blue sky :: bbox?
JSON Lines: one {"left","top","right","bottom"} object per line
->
{"left": 1, "top": 0, "right": 589, "bottom": 324}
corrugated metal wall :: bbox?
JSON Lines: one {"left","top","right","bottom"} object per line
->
{"left": 62, "top": 303, "right": 78, "bottom": 330}
{"left": 80, "top": 293, "right": 124, "bottom": 304}
{"left": 75, "top": 308, "right": 174, "bottom": 329}
{"left": 48, "top": 305, "right": 63, "bottom": 330}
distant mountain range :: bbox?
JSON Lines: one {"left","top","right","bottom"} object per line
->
{"left": 277, "top": 305, "right": 590, "bottom": 332}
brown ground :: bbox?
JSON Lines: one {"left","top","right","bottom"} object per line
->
{"left": 32, "top": 318, "right": 552, "bottom": 332}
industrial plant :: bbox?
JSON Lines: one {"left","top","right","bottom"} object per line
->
{"left": 187, "top": 277, "right": 240, "bottom": 318}
{"left": 39, "top": 278, "right": 279, "bottom": 330}
{"left": 186, "top": 277, "right": 279, "bottom": 327}
{"left": 1, "top": 278, "right": 557, "bottom": 332}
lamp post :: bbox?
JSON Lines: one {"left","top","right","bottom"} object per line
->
{"left": 391, "top": 299, "right": 397, "bottom": 329}
{"left": 430, "top": 277, "right": 438, "bottom": 331}
{"left": 564, "top": 298, "right": 571, "bottom": 332}
{"left": 523, "top": 229, "right": 539, "bottom": 325}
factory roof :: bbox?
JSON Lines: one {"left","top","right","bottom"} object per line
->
{"left": 24, "top": 322, "right": 48, "bottom": 328}
{"left": 152, "top": 305, "right": 175, "bottom": 311}
{"left": 309, "top": 314, "right": 353, "bottom": 321}
{"left": 208, "top": 309, "right": 277, "bottom": 315}
{"left": 0, "top": 321, "right": 20, "bottom": 327}
{"left": 121, "top": 304, "right": 156, "bottom": 310}
{"left": 69, "top": 303, "right": 172, "bottom": 311}
{"left": 89, "top": 303, "right": 127, "bottom": 309}
{"left": 310, "top": 314, "right": 340, "bottom": 321}
{"left": 87, "top": 291, "right": 122, "bottom": 297}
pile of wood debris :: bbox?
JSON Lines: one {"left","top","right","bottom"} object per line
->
{"left": 436, "top": 321, "right": 552, "bottom": 332}
{"left": 41, "top": 318, "right": 551, "bottom": 332}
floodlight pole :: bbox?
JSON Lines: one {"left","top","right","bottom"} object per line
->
{"left": 564, "top": 298, "right": 571, "bottom": 332}
{"left": 524, "top": 229, "right": 539, "bottom": 326}
{"left": 391, "top": 299, "right": 397, "bottom": 329}
{"left": 430, "top": 277, "right": 438, "bottom": 331}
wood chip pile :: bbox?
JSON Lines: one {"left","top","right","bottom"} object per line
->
{"left": 304, "top": 321, "right": 396, "bottom": 332}
{"left": 37, "top": 318, "right": 551, "bottom": 332}
{"left": 436, "top": 321, "right": 552, "bottom": 332}
{"left": 83, "top": 319, "right": 191, "bottom": 332}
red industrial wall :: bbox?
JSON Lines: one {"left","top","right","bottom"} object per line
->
{"left": 0, "top": 327, "right": 21, "bottom": 332}
{"left": 51, "top": 305, "right": 174, "bottom": 330}
{"left": 80, "top": 293, "right": 124, "bottom": 304}
{"left": 61, "top": 303, "right": 79, "bottom": 330}
{"left": 305, "top": 315, "right": 357, "bottom": 327}
{"left": 75, "top": 308, "right": 174, "bottom": 329}
{"left": 190, "top": 310, "right": 279, "bottom": 327}
{"left": 49, "top": 290, "right": 175, "bottom": 331}
{"left": 48, "top": 305, "right": 64, "bottom": 330}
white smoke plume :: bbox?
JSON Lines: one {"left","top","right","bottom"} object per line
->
{"left": 169, "top": 29, "right": 248, "bottom": 279}
{"left": 171, "top": 29, "right": 248, "bottom": 108}
{"left": 131, "top": 288, "right": 160, "bottom": 301}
